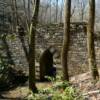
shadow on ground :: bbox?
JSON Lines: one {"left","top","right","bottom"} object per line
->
{"left": 0, "top": 67, "right": 28, "bottom": 92}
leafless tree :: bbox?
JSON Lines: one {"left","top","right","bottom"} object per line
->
{"left": 87, "top": 0, "right": 99, "bottom": 81}
{"left": 29, "top": 0, "right": 40, "bottom": 92}
{"left": 61, "top": 0, "right": 71, "bottom": 81}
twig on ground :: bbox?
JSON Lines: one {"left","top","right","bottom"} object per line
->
{"left": 83, "top": 90, "right": 100, "bottom": 96}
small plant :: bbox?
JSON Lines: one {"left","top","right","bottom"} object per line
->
{"left": 0, "top": 57, "right": 8, "bottom": 73}
{"left": 27, "top": 76, "right": 84, "bottom": 100}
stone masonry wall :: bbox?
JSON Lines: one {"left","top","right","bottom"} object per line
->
{"left": 36, "top": 23, "right": 100, "bottom": 75}
{"left": 0, "top": 23, "right": 100, "bottom": 76}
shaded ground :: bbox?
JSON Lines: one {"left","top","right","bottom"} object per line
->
{"left": 0, "top": 70, "right": 100, "bottom": 100}
{"left": 0, "top": 67, "right": 28, "bottom": 92}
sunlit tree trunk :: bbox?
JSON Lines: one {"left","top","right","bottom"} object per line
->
{"left": 87, "top": 0, "right": 99, "bottom": 81}
{"left": 29, "top": 0, "right": 40, "bottom": 92}
{"left": 61, "top": 0, "right": 71, "bottom": 81}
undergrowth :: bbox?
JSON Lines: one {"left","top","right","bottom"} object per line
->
{"left": 27, "top": 76, "right": 84, "bottom": 100}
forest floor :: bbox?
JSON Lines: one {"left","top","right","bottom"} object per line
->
{"left": 0, "top": 70, "right": 100, "bottom": 100}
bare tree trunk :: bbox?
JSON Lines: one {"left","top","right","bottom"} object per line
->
{"left": 10, "top": 0, "right": 18, "bottom": 32}
{"left": 61, "top": 0, "right": 71, "bottom": 81}
{"left": 80, "top": 1, "right": 84, "bottom": 21}
{"left": 79, "top": 0, "right": 85, "bottom": 22}
{"left": 50, "top": 0, "right": 52, "bottom": 23}
{"left": 55, "top": 0, "right": 58, "bottom": 23}
{"left": 3, "top": 8, "right": 5, "bottom": 31}
{"left": 44, "top": 0, "right": 49, "bottom": 24}
{"left": 87, "top": 0, "right": 99, "bottom": 81}
{"left": 23, "top": 0, "right": 29, "bottom": 30}
{"left": 28, "top": 0, "right": 31, "bottom": 25}
{"left": 14, "top": 0, "right": 18, "bottom": 26}
{"left": 29, "top": 0, "right": 40, "bottom": 92}
{"left": 11, "top": 0, "right": 16, "bottom": 32}
{"left": 40, "top": 4, "right": 43, "bottom": 23}
{"left": 60, "top": 0, "right": 64, "bottom": 23}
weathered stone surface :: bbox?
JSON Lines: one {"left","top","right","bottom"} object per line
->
{"left": 0, "top": 23, "right": 100, "bottom": 76}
